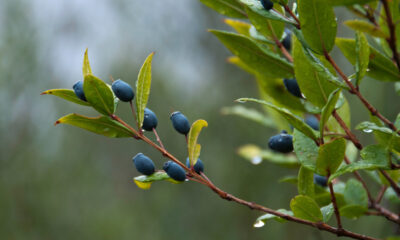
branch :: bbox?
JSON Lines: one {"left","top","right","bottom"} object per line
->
{"left": 283, "top": 4, "right": 301, "bottom": 29}
{"left": 328, "top": 172, "right": 343, "bottom": 229}
{"left": 380, "top": 170, "right": 400, "bottom": 198}
{"left": 381, "top": 0, "right": 400, "bottom": 71}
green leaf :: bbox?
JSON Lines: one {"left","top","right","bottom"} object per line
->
{"left": 344, "top": 179, "right": 368, "bottom": 207}
{"left": 279, "top": 175, "right": 298, "bottom": 184}
{"left": 298, "top": 0, "right": 337, "bottom": 54}
{"left": 188, "top": 120, "right": 208, "bottom": 166}
{"left": 293, "top": 129, "right": 319, "bottom": 171}
{"left": 55, "top": 113, "right": 134, "bottom": 138}
{"left": 134, "top": 171, "right": 179, "bottom": 190}
{"left": 396, "top": 83, "right": 400, "bottom": 96}
{"left": 290, "top": 195, "right": 323, "bottom": 222}
{"left": 221, "top": 105, "right": 275, "bottom": 128}
{"left": 328, "top": 0, "right": 376, "bottom": 6}
{"left": 200, "top": 0, "right": 247, "bottom": 18}
{"left": 210, "top": 30, "right": 294, "bottom": 79}
{"left": 329, "top": 145, "right": 390, "bottom": 181}
{"left": 344, "top": 20, "right": 388, "bottom": 38}
{"left": 336, "top": 38, "right": 400, "bottom": 82}
{"left": 136, "top": 52, "right": 155, "bottom": 128}
{"left": 293, "top": 38, "right": 340, "bottom": 108}
{"left": 355, "top": 32, "right": 370, "bottom": 86}
{"left": 339, "top": 205, "right": 367, "bottom": 219}
{"left": 239, "top": 0, "right": 297, "bottom": 25}
{"left": 319, "top": 89, "right": 341, "bottom": 137}
{"left": 321, "top": 204, "right": 334, "bottom": 223}
{"left": 83, "top": 74, "right": 115, "bottom": 115}
{"left": 224, "top": 19, "right": 251, "bottom": 36}
{"left": 379, "top": 0, "right": 400, "bottom": 52}
{"left": 41, "top": 89, "right": 91, "bottom": 106}
{"left": 298, "top": 166, "right": 315, "bottom": 197}
{"left": 245, "top": 5, "right": 285, "bottom": 40}
{"left": 82, "top": 48, "right": 92, "bottom": 77}
{"left": 237, "top": 144, "right": 299, "bottom": 167}
{"left": 357, "top": 121, "right": 400, "bottom": 152}
{"left": 237, "top": 98, "right": 318, "bottom": 140}
{"left": 316, "top": 138, "right": 346, "bottom": 176}
{"left": 254, "top": 209, "right": 293, "bottom": 227}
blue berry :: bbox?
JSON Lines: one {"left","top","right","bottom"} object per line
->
{"left": 268, "top": 131, "right": 293, "bottom": 153}
{"left": 305, "top": 115, "right": 319, "bottom": 130}
{"left": 111, "top": 79, "right": 134, "bottom": 102}
{"left": 142, "top": 108, "right": 158, "bottom": 131}
{"left": 73, "top": 80, "right": 87, "bottom": 101}
{"left": 283, "top": 78, "right": 302, "bottom": 98}
{"left": 163, "top": 161, "right": 186, "bottom": 182}
{"left": 314, "top": 174, "right": 328, "bottom": 187}
{"left": 260, "top": 0, "right": 273, "bottom": 10}
{"left": 170, "top": 111, "right": 191, "bottom": 135}
{"left": 133, "top": 153, "right": 155, "bottom": 176}
{"left": 282, "top": 29, "right": 292, "bottom": 52}
{"left": 186, "top": 157, "right": 204, "bottom": 174}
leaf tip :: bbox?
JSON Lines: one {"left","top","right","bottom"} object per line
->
{"left": 54, "top": 120, "right": 61, "bottom": 126}
{"left": 40, "top": 90, "right": 49, "bottom": 95}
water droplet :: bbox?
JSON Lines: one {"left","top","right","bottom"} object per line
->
{"left": 363, "top": 129, "right": 373, "bottom": 133}
{"left": 251, "top": 156, "right": 262, "bottom": 165}
{"left": 253, "top": 220, "right": 265, "bottom": 228}
{"left": 366, "top": 68, "right": 370, "bottom": 72}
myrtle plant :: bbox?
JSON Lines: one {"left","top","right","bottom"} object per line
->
{"left": 42, "top": 0, "right": 400, "bottom": 239}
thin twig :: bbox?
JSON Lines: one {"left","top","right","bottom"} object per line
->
{"left": 332, "top": 110, "right": 363, "bottom": 150}
{"left": 283, "top": 4, "right": 300, "bottom": 29}
{"left": 381, "top": 0, "right": 400, "bottom": 71}
{"left": 152, "top": 128, "right": 166, "bottom": 150}
{"left": 376, "top": 186, "right": 388, "bottom": 204}
{"left": 380, "top": 170, "right": 400, "bottom": 198}
{"left": 328, "top": 172, "right": 343, "bottom": 229}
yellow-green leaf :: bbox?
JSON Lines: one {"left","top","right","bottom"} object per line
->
{"left": 316, "top": 138, "right": 346, "bottom": 176}
{"left": 134, "top": 171, "right": 180, "bottom": 190}
{"left": 188, "top": 120, "right": 208, "bottom": 166}
{"left": 355, "top": 32, "right": 370, "bottom": 86}
{"left": 200, "top": 0, "right": 247, "bottom": 19}
{"left": 290, "top": 195, "right": 323, "bottom": 222}
{"left": 224, "top": 19, "right": 251, "bottom": 37}
{"left": 83, "top": 74, "right": 115, "bottom": 115}
{"left": 245, "top": 5, "right": 285, "bottom": 40}
{"left": 298, "top": 166, "right": 315, "bottom": 197}
{"left": 319, "top": 89, "right": 341, "bottom": 137}
{"left": 55, "top": 113, "right": 134, "bottom": 138}
{"left": 298, "top": 0, "right": 337, "bottom": 54}
{"left": 136, "top": 52, "right": 155, "bottom": 128}
{"left": 82, "top": 48, "right": 92, "bottom": 77}
{"left": 41, "top": 89, "right": 91, "bottom": 106}
{"left": 344, "top": 20, "right": 388, "bottom": 38}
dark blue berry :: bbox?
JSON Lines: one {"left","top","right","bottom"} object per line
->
{"left": 268, "top": 131, "right": 293, "bottom": 153}
{"left": 111, "top": 79, "right": 134, "bottom": 102}
{"left": 186, "top": 157, "right": 204, "bottom": 174}
{"left": 73, "top": 80, "right": 87, "bottom": 101}
{"left": 282, "top": 29, "right": 292, "bottom": 52}
{"left": 142, "top": 108, "right": 158, "bottom": 131}
{"left": 305, "top": 115, "right": 319, "bottom": 130}
{"left": 314, "top": 174, "right": 328, "bottom": 187}
{"left": 170, "top": 111, "right": 191, "bottom": 135}
{"left": 133, "top": 153, "right": 155, "bottom": 176}
{"left": 283, "top": 78, "right": 302, "bottom": 98}
{"left": 163, "top": 161, "right": 186, "bottom": 182}
{"left": 260, "top": 0, "right": 273, "bottom": 10}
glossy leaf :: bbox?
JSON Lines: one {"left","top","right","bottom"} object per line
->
{"left": 321, "top": 203, "right": 334, "bottom": 223}
{"left": 55, "top": 113, "right": 134, "bottom": 138}
{"left": 188, "top": 120, "right": 208, "bottom": 166}
{"left": 237, "top": 98, "right": 318, "bottom": 140}
{"left": 329, "top": 145, "right": 390, "bottom": 181}
{"left": 344, "top": 179, "right": 368, "bottom": 207}
{"left": 82, "top": 48, "right": 92, "bottom": 77}
{"left": 136, "top": 52, "right": 154, "bottom": 128}
{"left": 319, "top": 89, "right": 341, "bottom": 137}
{"left": 344, "top": 20, "right": 388, "bottom": 38}
{"left": 355, "top": 32, "right": 370, "bottom": 86}
{"left": 237, "top": 144, "right": 299, "bottom": 167}
{"left": 239, "top": 0, "right": 297, "bottom": 25}
{"left": 339, "top": 205, "right": 367, "bottom": 219}
{"left": 357, "top": 121, "right": 400, "bottom": 152}
{"left": 83, "top": 74, "right": 115, "bottom": 115}
{"left": 316, "top": 138, "right": 346, "bottom": 176}
{"left": 224, "top": 19, "right": 251, "bottom": 36}
{"left": 245, "top": 5, "right": 284, "bottom": 40}
{"left": 134, "top": 171, "right": 179, "bottom": 190}
{"left": 210, "top": 30, "right": 294, "bottom": 79}
{"left": 293, "top": 38, "right": 339, "bottom": 108}
{"left": 298, "top": 166, "right": 314, "bottom": 197}
{"left": 255, "top": 209, "right": 293, "bottom": 226}
{"left": 336, "top": 38, "right": 400, "bottom": 82}
{"left": 293, "top": 129, "right": 319, "bottom": 171}
{"left": 290, "top": 195, "right": 323, "bottom": 222}
{"left": 298, "top": 0, "right": 337, "bottom": 54}
{"left": 41, "top": 89, "right": 91, "bottom": 106}
{"left": 200, "top": 0, "right": 247, "bottom": 18}
{"left": 221, "top": 105, "right": 275, "bottom": 128}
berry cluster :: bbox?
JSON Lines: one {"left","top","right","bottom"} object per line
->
{"left": 72, "top": 77, "right": 204, "bottom": 182}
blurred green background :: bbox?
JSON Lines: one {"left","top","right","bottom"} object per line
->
{"left": 1, "top": 0, "right": 400, "bottom": 239}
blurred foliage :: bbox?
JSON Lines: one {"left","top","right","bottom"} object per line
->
{"left": 0, "top": 0, "right": 399, "bottom": 239}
